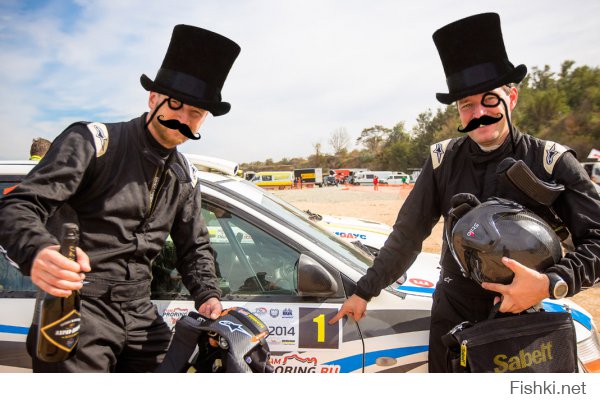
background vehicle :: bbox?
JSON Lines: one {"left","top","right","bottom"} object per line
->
{"left": 329, "top": 168, "right": 365, "bottom": 184}
{"left": 380, "top": 173, "right": 411, "bottom": 185}
{"left": 309, "top": 213, "right": 392, "bottom": 255}
{"left": 293, "top": 168, "right": 323, "bottom": 188}
{"left": 407, "top": 168, "right": 421, "bottom": 183}
{"left": 352, "top": 171, "right": 396, "bottom": 185}
{"left": 250, "top": 171, "right": 293, "bottom": 189}
{"left": 330, "top": 169, "right": 349, "bottom": 184}
{"left": 1, "top": 158, "right": 599, "bottom": 373}
{"left": 242, "top": 171, "right": 256, "bottom": 181}
{"left": 324, "top": 176, "right": 338, "bottom": 187}
{"left": 582, "top": 161, "right": 600, "bottom": 185}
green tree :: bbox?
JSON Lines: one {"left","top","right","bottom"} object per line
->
{"left": 380, "top": 122, "right": 410, "bottom": 170}
{"left": 517, "top": 62, "right": 600, "bottom": 158}
{"left": 356, "top": 125, "right": 391, "bottom": 155}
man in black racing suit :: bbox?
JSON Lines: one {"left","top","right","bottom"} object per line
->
{"left": 0, "top": 25, "right": 241, "bottom": 372}
{"left": 329, "top": 12, "right": 600, "bottom": 372}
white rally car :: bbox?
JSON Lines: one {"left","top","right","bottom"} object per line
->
{"left": 305, "top": 212, "right": 392, "bottom": 256}
{"left": 0, "top": 157, "right": 599, "bottom": 373}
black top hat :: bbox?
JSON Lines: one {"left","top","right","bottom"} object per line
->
{"left": 432, "top": 12, "right": 527, "bottom": 104}
{"left": 141, "top": 25, "right": 241, "bottom": 116}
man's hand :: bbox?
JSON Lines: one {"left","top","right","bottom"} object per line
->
{"left": 328, "top": 294, "right": 368, "bottom": 325}
{"left": 481, "top": 257, "right": 550, "bottom": 313}
{"left": 198, "top": 297, "right": 222, "bottom": 319}
{"left": 31, "top": 245, "right": 91, "bottom": 297}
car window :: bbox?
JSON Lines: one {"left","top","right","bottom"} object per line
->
{"left": 0, "top": 252, "right": 37, "bottom": 295}
{"left": 151, "top": 200, "right": 301, "bottom": 300}
{"left": 220, "top": 179, "right": 373, "bottom": 273}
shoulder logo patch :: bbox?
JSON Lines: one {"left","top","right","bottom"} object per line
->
{"left": 543, "top": 141, "right": 567, "bottom": 175}
{"left": 546, "top": 143, "right": 559, "bottom": 165}
{"left": 430, "top": 139, "right": 453, "bottom": 169}
{"left": 87, "top": 122, "right": 109, "bottom": 158}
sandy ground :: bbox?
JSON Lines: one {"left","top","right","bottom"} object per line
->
{"left": 272, "top": 184, "right": 599, "bottom": 329}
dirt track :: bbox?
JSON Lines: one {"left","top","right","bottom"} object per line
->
{"left": 273, "top": 184, "right": 599, "bottom": 329}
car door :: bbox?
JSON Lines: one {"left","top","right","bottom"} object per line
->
{"left": 152, "top": 197, "right": 366, "bottom": 373}
{"left": 0, "top": 173, "right": 37, "bottom": 371}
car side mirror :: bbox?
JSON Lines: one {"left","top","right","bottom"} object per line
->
{"left": 297, "top": 254, "right": 338, "bottom": 297}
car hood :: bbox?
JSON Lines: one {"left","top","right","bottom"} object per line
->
{"left": 393, "top": 252, "right": 440, "bottom": 297}
{"left": 316, "top": 214, "right": 393, "bottom": 250}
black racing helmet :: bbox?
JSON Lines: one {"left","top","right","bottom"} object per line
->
{"left": 156, "top": 306, "right": 273, "bottom": 373}
{"left": 445, "top": 194, "right": 563, "bottom": 285}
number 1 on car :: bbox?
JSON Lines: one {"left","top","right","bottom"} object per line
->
{"left": 299, "top": 308, "right": 339, "bottom": 349}
{"left": 312, "top": 313, "right": 325, "bottom": 342}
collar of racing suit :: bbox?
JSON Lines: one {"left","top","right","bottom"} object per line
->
{"left": 465, "top": 126, "right": 519, "bottom": 164}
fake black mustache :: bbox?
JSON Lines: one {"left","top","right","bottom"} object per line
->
{"left": 157, "top": 116, "right": 200, "bottom": 140}
{"left": 457, "top": 114, "right": 503, "bottom": 133}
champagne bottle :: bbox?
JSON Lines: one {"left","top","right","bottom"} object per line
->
{"left": 37, "top": 223, "right": 81, "bottom": 362}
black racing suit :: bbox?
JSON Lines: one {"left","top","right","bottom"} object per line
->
{"left": 0, "top": 114, "right": 220, "bottom": 372}
{"left": 353, "top": 127, "right": 600, "bottom": 372}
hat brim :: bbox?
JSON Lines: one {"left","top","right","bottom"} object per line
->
{"left": 140, "top": 74, "right": 231, "bottom": 116}
{"left": 436, "top": 64, "right": 527, "bottom": 105}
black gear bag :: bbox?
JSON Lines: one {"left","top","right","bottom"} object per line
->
{"left": 442, "top": 306, "right": 578, "bottom": 373}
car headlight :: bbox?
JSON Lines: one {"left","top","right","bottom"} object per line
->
{"left": 578, "top": 323, "right": 600, "bottom": 372}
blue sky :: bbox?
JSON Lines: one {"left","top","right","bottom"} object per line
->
{"left": 1, "top": 0, "right": 599, "bottom": 164}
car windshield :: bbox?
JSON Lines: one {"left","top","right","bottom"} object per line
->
{"left": 219, "top": 179, "right": 373, "bottom": 274}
